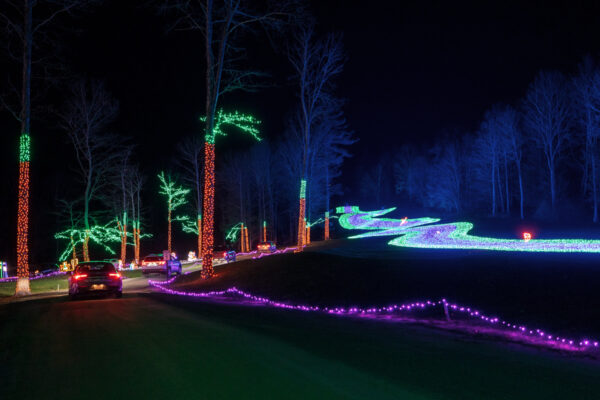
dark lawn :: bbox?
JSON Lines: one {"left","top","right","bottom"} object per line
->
{"left": 172, "top": 238, "right": 600, "bottom": 340}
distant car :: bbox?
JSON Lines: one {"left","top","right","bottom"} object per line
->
{"left": 257, "top": 241, "right": 276, "bottom": 252}
{"left": 141, "top": 254, "right": 182, "bottom": 276}
{"left": 213, "top": 246, "right": 236, "bottom": 263}
{"left": 30, "top": 262, "right": 60, "bottom": 277}
{"left": 68, "top": 261, "right": 123, "bottom": 299}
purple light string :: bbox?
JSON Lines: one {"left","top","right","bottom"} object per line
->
{"left": 252, "top": 246, "right": 298, "bottom": 259}
{"left": 0, "top": 270, "right": 66, "bottom": 283}
{"left": 148, "top": 277, "right": 599, "bottom": 353}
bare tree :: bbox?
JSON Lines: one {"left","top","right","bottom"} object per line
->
{"left": 160, "top": 0, "right": 295, "bottom": 278}
{"left": 573, "top": 57, "right": 600, "bottom": 222}
{"left": 474, "top": 113, "right": 502, "bottom": 216}
{"left": 0, "top": 0, "right": 101, "bottom": 294}
{"left": 495, "top": 105, "right": 525, "bottom": 219}
{"left": 176, "top": 135, "right": 203, "bottom": 255}
{"left": 523, "top": 70, "right": 571, "bottom": 212}
{"left": 311, "top": 100, "right": 355, "bottom": 219}
{"left": 115, "top": 147, "right": 133, "bottom": 267}
{"left": 59, "top": 79, "right": 121, "bottom": 261}
{"left": 288, "top": 23, "right": 344, "bottom": 250}
{"left": 426, "top": 140, "right": 463, "bottom": 212}
{"left": 128, "top": 166, "right": 144, "bottom": 264}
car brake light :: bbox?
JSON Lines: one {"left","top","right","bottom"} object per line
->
{"left": 73, "top": 274, "right": 88, "bottom": 280}
{"left": 109, "top": 272, "right": 121, "bottom": 279}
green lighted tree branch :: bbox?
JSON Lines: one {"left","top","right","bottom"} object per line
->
{"left": 158, "top": 171, "right": 190, "bottom": 254}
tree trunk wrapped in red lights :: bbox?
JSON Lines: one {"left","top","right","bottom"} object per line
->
{"left": 306, "top": 224, "right": 311, "bottom": 245}
{"left": 244, "top": 226, "right": 249, "bottom": 253}
{"left": 15, "top": 153, "right": 30, "bottom": 295}
{"left": 240, "top": 223, "right": 245, "bottom": 252}
{"left": 197, "top": 216, "right": 202, "bottom": 260}
{"left": 117, "top": 217, "right": 127, "bottom": 267}
{"left": 324, "top": 212, "right": 330, "bottom": 240}
{"left": 296, "top": 199, "right": 305, "bottom": 250}
{"left": 201, "top": 143, "right": 215, "bottom": 278}
{"left": 83, "top": 231, "right": 90, "bottom": 262}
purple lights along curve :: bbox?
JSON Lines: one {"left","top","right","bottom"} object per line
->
{"left": 338, "top": 207, "right": 600, "bottom": 253}
{"left": 149, "top": 277, "right": 599, "bottom": 353}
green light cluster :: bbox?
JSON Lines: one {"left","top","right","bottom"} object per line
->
{"left": 299, "top": 179, "right": 306, "bottom": 199}
{"left": 339, "top": 206, "right": 600, "bottom": 253}
{"left": 335, "top": 206, "right": 359, "bottom": 214}
{"left": 307, "top": 215, "right": 338, "bottom": 227}
{"left": 225, "top": 222, "right": 243, "bottom": 242}
{"left": 158, "top": 171, "right": 190, "bottom": 212}
{"left": 201, "top": 109, "right": 261, "bottom": 144}
{"left": 176, "top": 215, "right": 199, "bottom": 235}
{"left": 19, "top": 133, "right": 30, "bottom": 162}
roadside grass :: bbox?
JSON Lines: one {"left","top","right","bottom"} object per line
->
{"left": 122, "top": 269, "right": 143, "bottom": 279}
{"left": 0, "top": 274, "right": 68, "bottom": 297}
{"left": 171, "top": 238, "right": 600, "bottom": 337}
{"left": 0, "top": 269, "right": 144, "bottom": 297}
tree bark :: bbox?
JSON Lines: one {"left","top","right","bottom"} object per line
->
{"left": 15, "top": 0, "right": 34, "bottom": 295}
{"left": 516, "top": 160, "right": 524, "bottom": 220}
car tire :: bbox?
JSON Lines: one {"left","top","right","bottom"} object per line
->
{"left": 115, "top": 291, "right": 122, "bottom": 299}
{"left": 69, "top": 293, "right": 78, "bottom": 301}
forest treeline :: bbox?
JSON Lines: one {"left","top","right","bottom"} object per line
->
{"left": 361, "top": 56, "right": 600, "bottom": 222}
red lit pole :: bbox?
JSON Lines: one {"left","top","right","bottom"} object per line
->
{"left": 15, "top": 2, "right": 33, "bottom": 295}
{"left": 263, "top": 221, "right": 267, "bottom": 242}
{"left": 296, "top": 180, "right": 306, "bottom": 251}
{"left": 201, "top": 143, "right": 215, "bottom": 278}
{"left": 324, "top": 211, "right": 330, "bottom": 240}
{"left": 197, "top": 214, "right": 202, "bottom": 260}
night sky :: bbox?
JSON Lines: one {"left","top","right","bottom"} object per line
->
{"left": 1, "top": 0, "right": 600, "bottom": 265}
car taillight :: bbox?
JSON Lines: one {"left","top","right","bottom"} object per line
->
{"left": 73, "top": 274, "right": 88, "bottom": 280}
{"left": 109, "top": 272, "right": 121, "bottom": 279}
{"left": 223, "top": 252, "right": 227, "bottom": 257}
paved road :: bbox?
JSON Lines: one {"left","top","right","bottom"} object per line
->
{"left": 1, "top": 267, "right": 600, "bottom": 400}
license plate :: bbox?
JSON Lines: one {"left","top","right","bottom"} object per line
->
{"left": 90, "top": 284, "right": 106, "bottom": 290}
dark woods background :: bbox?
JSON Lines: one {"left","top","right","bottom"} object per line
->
{"left": 2, "top": 0, "right": 600, "bottom": 266}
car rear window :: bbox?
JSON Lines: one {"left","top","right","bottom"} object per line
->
{"left": 75, "top": 263, "right": 115, "bottom": 273}
{"left": 144, "top": 256, "right": 163, "bottom": 262}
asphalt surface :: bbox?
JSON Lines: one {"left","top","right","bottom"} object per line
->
{"left": 1, "top": 257, "right": 600, "bottom": 399}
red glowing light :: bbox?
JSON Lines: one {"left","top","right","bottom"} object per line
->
{"left": 73, "top": 274, "right": 88, "bottom": 280}
{"left": 109, "top": 272, "right": 121, "bottom": 279}
{"left": 201, "top": 143, "right": 215, "bottom": 279}
{"left": 523, "top": 232, "right": 532, "bottom": 242}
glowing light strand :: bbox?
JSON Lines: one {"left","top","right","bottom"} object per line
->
{"left": 200, "top": 109, "right": 261, "bottom": 145}
{"left": 148, "top": 280, "right": 599, "bottom": 353}
{"left": 337, "top": 207, "right": 600, "bottom": 253}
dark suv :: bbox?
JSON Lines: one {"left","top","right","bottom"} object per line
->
{"left": 68, "top": 261, "right": 123, "bottom": 299}
{"left": 213, "top": 245, "right": 236, "bottom": 262}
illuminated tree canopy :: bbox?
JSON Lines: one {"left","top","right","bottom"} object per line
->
{"left": 158, "top": 171, "right": 190, "bottom": 211}
{"left": 158, "top": 171, "right": 190, "bottom": 253}
{"left": 200, "top": 109, "right": 261, "bottom": 144}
